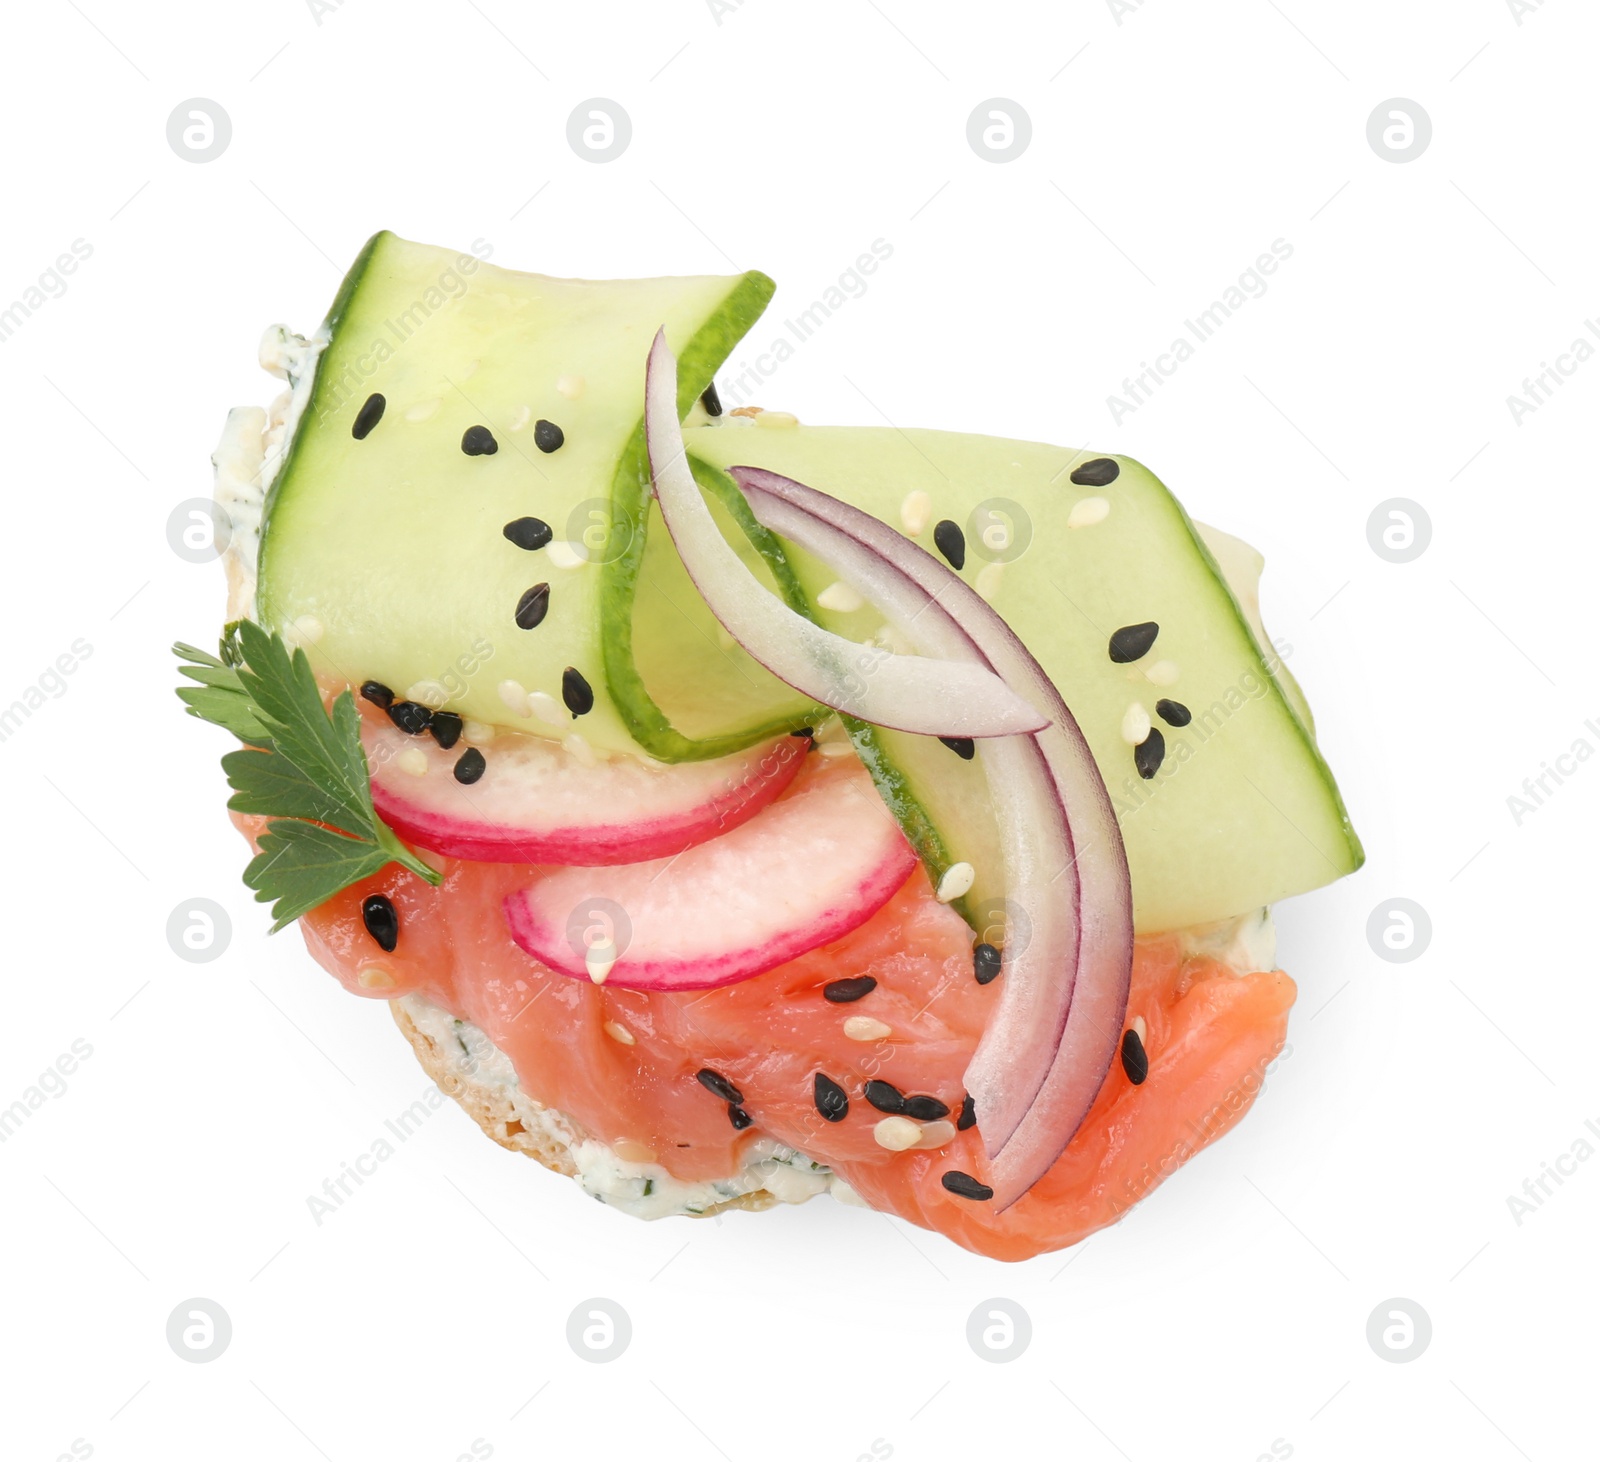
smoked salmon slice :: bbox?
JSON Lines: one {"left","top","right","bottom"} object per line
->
{"left": 286, "top": 755, "right": 1295, "bottom": 1262}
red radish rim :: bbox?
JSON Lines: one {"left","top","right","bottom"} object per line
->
{"left": 502, "top": 764, "right": 919, "bottom": 991}
{"left": 365, "top": 719, "right": 807, "bottom": 866}
{"left": 503, "top": 844, "right": 916, "bottom": 991}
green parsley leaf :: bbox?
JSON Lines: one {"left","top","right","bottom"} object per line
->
{"left": 174, "top": 624, "right": 441, "bottom": 928}
{"left": 174, "top": 641, "right": 272, "bottom": 743}
{"left": 221, "top": 745, "right": 353, "bottom": 826}
{"left": 244, "top": 820, "right": 395, "bottom": 932}
{"left": 232, "top": 621, "right": 376, "bottom": 832}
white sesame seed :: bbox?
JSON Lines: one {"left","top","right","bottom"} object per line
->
{"left": 1121, "top": 701, "right": 1152, "bottom": 745}
{"left": 876, "top": 622, "right": 916, "bottom": 655}
{"left": 508, "top": 404, "right": 531, "bottom": 431}
{"left": 603, "top": 1020, "right": 636, "bottom": 1046}
{"left": 844, "top": 1015, "right": 893, "bottom": 1042}
{"left": 819, "top": 739, "right": 856, "bottom": 758}
{"left": 586, "top": 942, "right": 617, "bottom": 984}
{"left": 527, "top": 691, "right": 566, "bottom": 727}
{"left": 612, "top": 1138, "right": 656, "bottom": 1163}
{"left": 405, "top": 398, "right": 441, "bottom": 422}
{"left": 936, "top": 862, "right": 976, "bottom": 903}
{"left": 915, "top": 1119, "right": 957, "bottom": 1150}
{"left": 556, "top": 374, "right": 585, "bottom": 400}
{"left": 754, "top": 410, "right": 798, "bottom": 429}
{"left": 498, "top": 680, "right": 533, "bottom": 717}
{"left": 463, "top": 719, "right": 496, "bottom": 746}
{"left": 546, "top": 540, "right": 587, "bottom": 570}
{"left": 564, "top": 733, "right": 597, "bottom": 767}
{"left": 1132, "top": 1014, "right": 1147, "bottom": 1042}
{"left": 461, "top": 358, "right": 481, "bottom": 380}
{"left": 817, "top": 581, "right": 865, "bottom": 613}
{"left": 396, "top": 747, "right": 429, "bottom": 778}
{"left": 282, "top": 615, "right": 323, "bottom": 650}
{"left": 714, "top": 623, "right": 736, "bottom": 651}
{"left": 975, "top": 561, "right": 1005, "bottom": 601}
{"left": 405, "top": 679, "right": 450, "bottom": 709}
{"left": 873, "top": 1116, "right": 922, "bottom": 1151}
{"left": 357, "top": 965, "right": 396, "bottom": 989}
{"left": 900, "top": 490, "right": 932, "bottom": 536}
{"left": 1068, "top": 496, "right": 1111, "bottom": 528}
{"left": 1144, "top": 659, "right": 1180, "bottom": 686}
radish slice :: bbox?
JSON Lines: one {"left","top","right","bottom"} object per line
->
{"left": 643, "top": 330, "right": 1046, "bottom": 740}
{"left": 365, "top": 711, "right": 808, "bottom": 865}
{"left": 504, "top": 759, "right": 917, "bottom": 991}
{"left": 731, "top": 465, "right": 1134, "bottom": 1211}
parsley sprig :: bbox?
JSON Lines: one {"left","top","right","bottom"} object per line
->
{"left": 175, "top": 621, "right": 441, "bottom": 930}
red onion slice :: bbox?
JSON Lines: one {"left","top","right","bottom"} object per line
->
{"left": 732, "top": 464, "right": 1134, "bottom": 1211}
{"left": 643, "top": 331, "right": 1046, "bottom": 739}
{"left": 739, "top": 484, "right": 1080, "bottom": 1123}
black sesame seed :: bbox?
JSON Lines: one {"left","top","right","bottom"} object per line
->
{"left": 791, "top": 726, "right": 815, "bottom": 741}
{"left": 956, "top": 1094, "right": 976, "bottom": 1131}
{"left": 429, "top": 711, "right": 463, "bottom": 750}
{"left": 904, "top": 1094, "right": 950, "bottom": 1122}
{"left": 454, "top": 747, "right": 486, "bottom": 785}
{"left": 351, "top": 392, "right": 386, "bottom": 440}
{"left": 562, "top": 666, "right": 594, "bottom": 717}
{"left": 1134, "top": 728, "right": 1166, "bottom": 780}
{"left": 939, "top": 736, "right": 976, "bottom": 761}
{"left": 814, "top": 1073, "right": 850, "bottom": 1123}
{"left": 388, "top": 700, "right": 433, "bottom": 735}
{"left": 461, "top": 424, "right": 498, "bottom": 456}
{"left": 728, "top": 1104, "right": 753, "bottom": 1131}
{"left": 823, "top": 976, "right": 878, "bottom": 1003}
{"left": 701, "top": 382, "right": 723, "bottom": 417}
{"left": 1070, "top": 456, "right": 1120, "bottom": 487}
{"left": 864, "top": 1080, "right": 907, "bottom": 1115}
{"left": 560, "top": 668, "right": 598, "bottom": 719}
{"left": 1155, "top": 698, "right": 1191, "bottom": 728}
{"left": 696, "top": 1068, "right": 743, "bottom": 1105}
{"left": 1108, "top": 621, "right": 1160, "bottom": 664}
{"left": 1121, "top": 1027, "right": 1149, "bottom": 1085}
{"left": 533, "top": 419, "right": 565, "bottom": 453}
{"left": 933, "top": 519, "right": 966, "bottom": 571}
{"left": 360, "top": 680, "right": 395, "bottom": 710}
{"left": 941, "top": 1171, "right": 994, "bottom": 1201}
{"left": 973, "top": 943, "right": 1002, "bottom": 986}
{"left": 515, "top": 583, "right": 551, "bottom": 631}
{"left": 503, "top": 516, "right": 554, "bottom": 551}
{"left": 361, "top": 893, "right": 398, "bottom": 953}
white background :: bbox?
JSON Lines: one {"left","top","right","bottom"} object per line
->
{"left": 1, "top": 2, "right": 1594, "bottom": 1459}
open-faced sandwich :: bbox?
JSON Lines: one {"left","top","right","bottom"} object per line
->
{"left": 178, "top": 233, "right": 1362, "bottom": 1260}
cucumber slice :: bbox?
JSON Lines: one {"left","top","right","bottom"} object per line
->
{"left": 253, "top": 234, "right": 1360, "bottom": 931}
{"left": 843, "top": 718, "right": 1004, "bottom": 933}
{"left": 257, "top": 232, "right": 813, "bottom": 760}
{"left": 683, "top": 424, "right": 1363, "bottom": 934}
